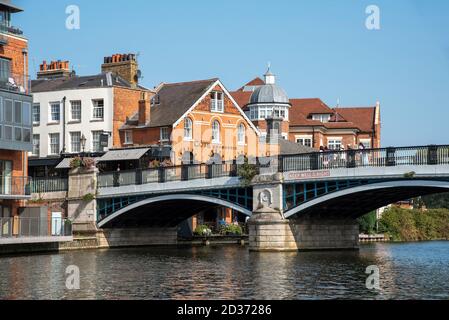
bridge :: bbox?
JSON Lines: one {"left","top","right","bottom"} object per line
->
{"left": 47, "top": 145, "right": 449, "bottom": 251}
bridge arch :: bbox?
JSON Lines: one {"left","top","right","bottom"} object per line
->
{"left": 98, "top": 194, "right": 252, "bottom": 229}
{"left": 284, "top": 179, "right": 449, "bottom": 219}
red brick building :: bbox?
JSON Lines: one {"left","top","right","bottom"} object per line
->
{"left": 232, "top": 69, "right": 381, "bottom": 151}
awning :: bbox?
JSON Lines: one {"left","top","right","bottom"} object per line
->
{"left": 98, "top": 148, "right": 151, "bottom": 162}
{"left": 55, "top": 157, "right": 100, "bottom": 169}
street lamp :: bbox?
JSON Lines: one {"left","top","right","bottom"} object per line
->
{"left": 80, "top": 134, "right": 87, "bottom": 157}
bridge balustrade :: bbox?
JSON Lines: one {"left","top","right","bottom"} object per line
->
{"left": 281, "top": 145, "right": 449, "bottom": 172}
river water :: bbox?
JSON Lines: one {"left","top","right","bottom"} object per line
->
{"left": 1, "top": 241, "right": 449, "bottom": 300}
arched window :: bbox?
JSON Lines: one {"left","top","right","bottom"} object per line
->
{"left": 184, "top": 118, "right": 193, "bottom": 140}
{"left": 212, "top": 120, "right": 220, "bottom": 143}
{"left": 238, "top": 123, "right": 246, "bottom": 145}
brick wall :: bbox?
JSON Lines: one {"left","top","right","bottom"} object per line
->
{"left": 0, "top": 35, "right": 28, "bottom": 84}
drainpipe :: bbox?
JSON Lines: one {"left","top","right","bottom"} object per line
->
{"left": 62, "top": 96, "right": 67, "bottom": 154}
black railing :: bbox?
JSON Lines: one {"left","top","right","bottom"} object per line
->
{"left": 98, "top": 163, "right": 238, "bottom": 188}
{"left": 280, "top": 145, "right": 449, "bottom": 173}
{"left": 31, "top": 177, "right": 69, "bottom": 193}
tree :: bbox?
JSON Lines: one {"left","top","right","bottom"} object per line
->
{"left": 357, "top": 211, "right": 377, "bottom": 234}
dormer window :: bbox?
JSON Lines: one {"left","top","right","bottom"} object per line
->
{"left": 312, "top": 114, "right": 331, "bottom": 123}
{"left": 210, "top": 92, "right": 224, "bottom": 113}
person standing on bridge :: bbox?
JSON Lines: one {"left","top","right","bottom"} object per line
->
{"left": 359, "top": 143, "right": 369, "bottom": 166}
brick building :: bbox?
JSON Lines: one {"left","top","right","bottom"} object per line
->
{"left": 0, "top": 0, "right": 33, "bottom": 227}
{"left": 232, "top": 68, "right": 381, "bottom": 150}
{"left": 29, "top": 54, "right": 150, "bottom": 177}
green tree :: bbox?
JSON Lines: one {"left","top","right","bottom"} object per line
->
{"left": 357, "top": 211, "right": 377, "bottom": 234}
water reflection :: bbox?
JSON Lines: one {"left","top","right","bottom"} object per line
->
{"left": 1, "top": 242, "right": 449, "bottom": 300}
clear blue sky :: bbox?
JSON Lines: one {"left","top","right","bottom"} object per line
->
{"left": 13, "top": 0, "right": 449, "bottom": 147}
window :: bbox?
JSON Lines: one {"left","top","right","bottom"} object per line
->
{"left": 32, "top": 134, "right": 40, "bottom": 156}
{"left": 328, "top": 139, "right": 342, "bottom": 150}
{"left": 238, "top": 123, "right": 246, "bottom": 145}
{"left": 92, "top": 99, "right": 104, "bottom": 120}
{"left": 4, "top": 99, "right": 12, "bottom": 122}
{"left": 14, "top": 127, "right": 21, "bottom": 141}
{"left": 32, "top": 103, "right": 40, "bottom": 124}
{"left": 50, "top": 102, "right": 60, "bottom": 122}
{"left": 92, "top": 131, "right": 102, "bottom": 152}
{"left": 297, "top": 137, "right": 312, "bottom": 148}
{"left": 210, "top": 92, "right": 224, "bottom": 113}
{"left": 0, "top": 57, "right": 11, "bottom": 81}
{"left": 124, "top": 130, "right": 133, "bottom": 144}
{"left": 23, "top": 129, "right": 31, "bottom": 143}
{"left": 70, "top": 132, "right": 81, "bottom": 153}
{"left": 312, "top": 114, "right": 331, "bottom": 123}
{"left": 23, "top": 102, "right": 31, "bottom": 126}
{"left": 360, "top": 139, "right": 372, "bottom": 149}
{"left": 212, "top": 120, "right": 220, "bottom": 144}
{"left": 49, "top": 133, "right": 60, "bottom": 155}
{"left": 4, "top": 126, "right": 12, "bottom": 140}
{"left": 71, "top": 101, "right": 81, "bottom": 122}
{"left": 14, "top": 101, "right": 21, "bottom": 124}
{"left": 160, "top": 127, "right": 170, "bottom": 142}
{"left": 184, "top": 118, "right": 193, "bottom": 140}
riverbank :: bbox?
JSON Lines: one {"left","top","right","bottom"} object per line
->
{"left": 379, "top": 207, "right": 449, "bottom": 242}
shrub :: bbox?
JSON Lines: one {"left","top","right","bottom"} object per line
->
{"left": 237, "top": 157, "right": 258, "bottom": 186}
{"left": 82, "top": 193, "right": 95, "bottom": 202}
{"left": 194, "top": 225, "right": 212, "bottom": 236}
{"left": 223, "top": 224, "right": 243, "bottom": 236}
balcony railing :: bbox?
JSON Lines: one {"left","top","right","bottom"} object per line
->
{"left": 0, "top": 22, "right": 24, "bottom": 36}
{"left": 98, "top": 163, "right": 238, "bottom": 188}
{"left": 280, "top": 145, "right": 449, "bottom": 173}
{"left": 0, "top": 176, "right": 31, "bottom": 197}
{"left": 30, "top": 177, "right": 69, "bottom": 194}
{"left": 0, "top": 217, "right": 72, "bottom": 239}
{"left": 0, "top": 72, "right": 31, "bottom": 94}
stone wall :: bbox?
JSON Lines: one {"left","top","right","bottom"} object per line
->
{"left": 97, "top": 228, "right": 178, "bottom": 248}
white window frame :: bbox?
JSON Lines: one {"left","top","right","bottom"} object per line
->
{"left": 184, "top": 118, "right": 193, "bottom": 141}
{"left": 92, "top": 99, "right": 104, "bottom": 120}
{"left": 328, "top": 138, "right": 343, "bottom": 150}
{"left": 210, "top": 92, "right": 224, "bottom": 113}
{"left": 49, "top": 133, "right": 60, "bottom": 155}
{"left": 32, "top": 103, "right": 40, "bottom": 125}
{"left": 70, "top": 100, "right": 82, "bottom": 122}
{"left": 70, "top": 132, "right": 81, "bottom": 153}
{"left": 124, "top": 130, "right": 133, "bottom": 145}
{"left": 312, "top": 114, "right": 331, "bottom": 123}
{"left": 92, "top": 131, "right": 102, "bottom": 152}
{"left": 160, "top": 127, "right": 170, "bottom": 142}
{"left": 212, "top": 120, "right": 220, "bottom": 144}
{"left": 360, "top": 139, "right": 372, "bottom": 149}
{"left": 296, "top": 135, "right": 313, "bottom": 148}
{"left": 237, "top": 123, "right": 246, "bottom": 145}
{"left": 32, "top": 134, "right": 40, "bottom": 156}
{"left": 49, "top": 102, "right": 61, "bottom": 123}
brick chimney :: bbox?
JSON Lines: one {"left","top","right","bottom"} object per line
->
{"left": 138, "top": 92, "right": 150, "bottom": 126}
{"left": 101, "top": 53, "right": 139, "bottom": 88}
{"left": 37, "top": 60, "right": 72, "bottom": 79}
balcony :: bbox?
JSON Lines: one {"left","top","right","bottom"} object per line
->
{"left": 0, "top": 72, "right": 30, "bottom": 94}
{"left": 0, "top": 217, "right": 73, "bottom": 245}
{"left": 0, "top": 176, "right": 31, "bottom": 199}
{"left": 0, "top": 22, "right": 23, "bottom": 37}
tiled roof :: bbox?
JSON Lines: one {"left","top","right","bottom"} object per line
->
{"left": 31, "top": 72, "right": 147, "bottom": 93}
{"left": 334, "top": 107, "right": 376, "bottom": 132}
{"left": 230, "top": 91, "right": 253, "bottom": 109}
{"left": 290, "top": 98, "right": 334, "bottom": 115}
{"left": 122, "top": 78, "right": 218, "bottom": 129}
{"left": 237, "top": 77, "right": 265, "bottom": 91}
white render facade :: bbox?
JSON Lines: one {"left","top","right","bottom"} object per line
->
{"left": 30, "top": 87, "right": 114, "bottom": 158}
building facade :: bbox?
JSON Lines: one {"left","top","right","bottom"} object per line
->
{"left": 0, "top": 0, "right": 33, "bottom": 226}
{"left": 29, "top": 54, "right": 150, "bottom": 177}
{"left": 232, "top": 68, "right": 381, "bottom": 151}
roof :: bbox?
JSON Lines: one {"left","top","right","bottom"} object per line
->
{"left": 123, "top": 78, "right": 218, "bottom": 129}
{"left": 279, "top": 139, "right": 316, "bottom": 155}
{"left": 56, "top": 157, "right": 100, "bottom": 169}
{"left": 99, "top": 148, "right": 151, "bottom": 162}
{"left": 0, "top": 0, "right": 23, "bottom": 12}
{"left": 31, "top": 72, "right": 147, "bottom": 93}
{"left": 249, "top": 84, "right": 290, "bottom": 105}
{"left": 237, "top": 77, "right": 265, "bottom": 91}
{"left": 334, "top": 107, "right": 376, "bottom": 132}
{"left": 230, "top": 91, "right": 253, "bottom": 109}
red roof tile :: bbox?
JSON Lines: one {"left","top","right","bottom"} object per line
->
{"left": 230, "top": 91, "right": 253, "bottom": 109}
{"left": 334, "top": 107, "right": 376, "bottom": 132}
{"left": 237, "top": 77, "right": 265, "bottom": 91}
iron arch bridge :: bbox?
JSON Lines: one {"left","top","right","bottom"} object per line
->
{"left": 97, "top": 187, "right": 253, "bottom": 228}
{"left": 282, "top": 178, "right": 449, "bottom": 219}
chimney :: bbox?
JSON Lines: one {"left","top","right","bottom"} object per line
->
{"left": 37, "top": 60, "right": 72, "bottom": 80}
{"left": 101, "top": 53, "right": 139, "bottom": 88}
{"left": 138, "top": 92, "right": 151, "bottom": 126}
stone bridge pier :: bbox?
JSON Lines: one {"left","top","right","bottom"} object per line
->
{"left": 248, "top": 174, "right": 359, "bottom": 252}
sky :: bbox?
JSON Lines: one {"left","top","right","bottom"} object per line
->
{"left": 12, "top": 0, "right": 449, "bottom": 147}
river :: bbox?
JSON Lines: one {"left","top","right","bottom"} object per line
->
{"left": 1, "top": 241, "right": 449, "bottom": 300}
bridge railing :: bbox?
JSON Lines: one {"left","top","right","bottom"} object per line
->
{"left": 98, "top": 163, "right": 238, "bottom": 188}
{"left": 280, "top": 145, "right": 449, "bottom": 173}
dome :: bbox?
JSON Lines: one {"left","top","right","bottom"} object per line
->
{"left": 250, "top": 84, "right": 289, "bottom": 104}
